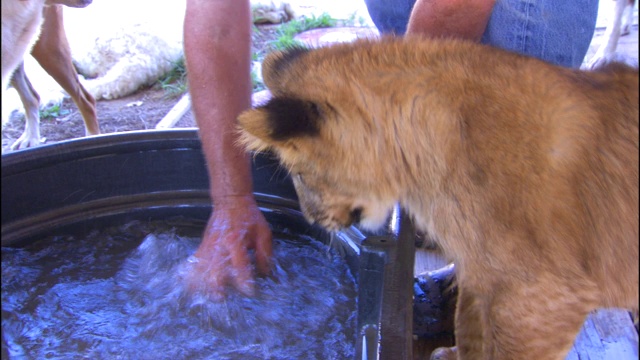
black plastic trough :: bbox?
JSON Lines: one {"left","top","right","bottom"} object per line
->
{"left": 1, "top": 129, "right": 416, "bottom": 359}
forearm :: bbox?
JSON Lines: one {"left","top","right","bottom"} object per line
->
{"left": 407, "top": 0, "right": 496, "bottom": 41}
{"left": 184, "top": 0, "right": 254, "bottom": 200}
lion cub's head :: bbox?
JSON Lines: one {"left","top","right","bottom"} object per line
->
{"left": 237, "top": 41, "right": 426, "bottom": 231}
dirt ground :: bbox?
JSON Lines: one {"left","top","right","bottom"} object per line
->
{"left": 0, "top": 24, "right": 282, "bottom": 153}
{"left": 2, "top": 23, "right": 638, "bottom": 154}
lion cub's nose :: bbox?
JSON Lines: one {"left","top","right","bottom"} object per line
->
{"left": 349, "top": 207, "right": 363, "bottom": 225}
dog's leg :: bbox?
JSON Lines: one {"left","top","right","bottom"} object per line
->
{"left": 587, "top": 0, "right": 628, "bottom": 69}
{"left": 31, "top": 4, "right": 100, "bottom": 136}
{"left": 10, "top": 63, "right": 43, "bottom": 150}
{"left": 1, "top": 0, "right": 46, "bottom": 91}
{"left": 621, "top": 0, "right": 636, "bottom": 35}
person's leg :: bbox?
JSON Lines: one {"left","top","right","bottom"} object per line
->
{"left": 481, "top": 0, "right": 599, "bottom": 67}
{"left": 364, "top": 0, "right": 416, "bottom": 35}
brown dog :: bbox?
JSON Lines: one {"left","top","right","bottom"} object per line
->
{"left": 238, "top": 38, "right": 639, "bottom": 359}
{"left": 2, "top": 0, "right": 99, "bottom": 150}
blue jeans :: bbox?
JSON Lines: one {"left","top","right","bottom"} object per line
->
{"left": 364, "top": 0, "right": 599, "bottom": 68}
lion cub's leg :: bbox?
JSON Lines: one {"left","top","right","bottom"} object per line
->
{"left": 432, "top": 276, "right": 597, "bottom": 360}
{"left": 484, "top": 277, "right": 597, "bottom": 359}
{"left": 488, "top": 277, "right": 596, "bottom": 360}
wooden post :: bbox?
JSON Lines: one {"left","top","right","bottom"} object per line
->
{"left": 379, "top": 207, "right": 415, "bottom": 360}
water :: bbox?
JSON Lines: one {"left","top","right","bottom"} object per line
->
{"left": 2, "top": 220, "right": 357, "bottom": 359}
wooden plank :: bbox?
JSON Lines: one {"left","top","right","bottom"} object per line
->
{"left": 156, "top": 93, "right": 191, "bottom": 129}
{"left": 414, "top": 248, "right": 449, "bottom": 275}
{"left": 566, "top": 309, "right": 638, "bottom": 360}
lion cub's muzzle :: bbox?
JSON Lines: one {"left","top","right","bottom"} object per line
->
{"left": 291, "top": 174, "right": 365, "bottom": 231}
{"left": 300, "top": 202, "right": 365, "bottom": 232}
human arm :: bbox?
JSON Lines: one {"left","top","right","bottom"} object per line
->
{"left": 406, "top": 0, "right": 496, "bottom": 41}
{"left": 183, "top": 0, "right": 272, "bottom": 296}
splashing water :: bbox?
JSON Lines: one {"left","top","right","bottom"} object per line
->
{"left": 2, "top": 220, "right": 357, "bottom": 359}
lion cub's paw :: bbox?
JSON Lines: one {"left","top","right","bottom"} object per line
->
{"left": 430, "top": 346, "right": 457, "bottom": 360}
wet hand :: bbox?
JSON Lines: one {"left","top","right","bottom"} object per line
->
{"left": 184, "top": 195, "right": 272, "bottom": 299}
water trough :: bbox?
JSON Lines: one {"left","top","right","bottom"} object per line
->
{"left": 1, "top": 129, "right": 416, "bottom": 359}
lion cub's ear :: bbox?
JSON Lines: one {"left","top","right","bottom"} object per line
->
{"left": 238, "top": 96, "right": 322, "bottom": 152}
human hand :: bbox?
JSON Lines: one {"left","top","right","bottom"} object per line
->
{"left": 184, "top": 195, "right": 272, "bottom": 299}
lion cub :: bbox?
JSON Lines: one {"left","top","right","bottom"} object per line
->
{"left": 237, "top": 37, "right": 639, "bottom": 360}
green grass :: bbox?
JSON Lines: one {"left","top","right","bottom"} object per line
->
{"left": 345, "top": 13, "right": 368, "bottom": 27}
{"left": 251, "top": 68, "right": 265, "bottom": 92}
{"left": 158, "top": 57, "right": 188, "bottom": 98}
{"left": 269, "top": 13, "right": 338, "bottom": 51}
{"left": 158, "top": 12, "right": 341, "bottom": 95}
{"left": 252, "top": 12, "right": 339, "bottom": 90}
{"left": 40, "top": 104, "right": 70, "bottom": 119}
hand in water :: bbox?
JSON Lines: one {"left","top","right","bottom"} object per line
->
{"left": 185, "top": 195, "right": 272, "bottom": 299}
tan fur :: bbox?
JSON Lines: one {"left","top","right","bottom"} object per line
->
{"left": 237, "top": 37, "right": 639, "bottom": 360}
{"left": 1, "top": 0, "right": 47, "bottom": 92}
{"left": 2, "top": 0, "right": 94, "bottom": 131}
